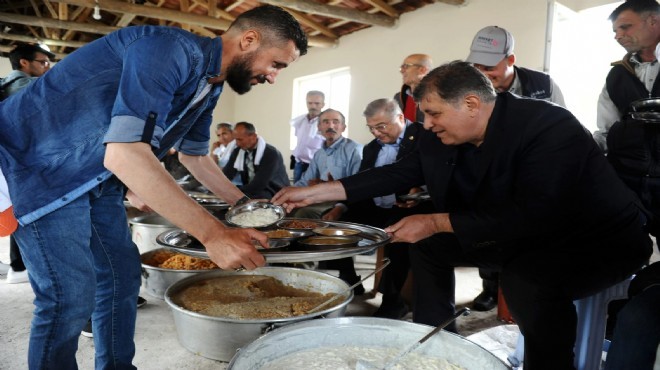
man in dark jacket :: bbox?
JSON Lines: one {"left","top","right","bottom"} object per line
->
{"left": 343, "top": 98, "right": 432, "bottom": 318}
{"left": 466, "top": 25, "right": 566, "bottom": 311}
{"left": 223, "top": 121, "right": 289, "bottom": 199}
{"left": 272, "top": 61, "right": 651, "bottom": 370}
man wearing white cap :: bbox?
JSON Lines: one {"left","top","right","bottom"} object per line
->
{"left": 467, "top": 25, "right": 565, "bottom": 106}
{"left": 466, "top": 25, "right": 566, "bottom": 312}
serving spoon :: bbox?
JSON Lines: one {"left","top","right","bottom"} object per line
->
{"left": 306, "top": 258, "right": 391, "bottom": 315}
{"left": 355, "top": 307, "right": 471, "bottom": 370}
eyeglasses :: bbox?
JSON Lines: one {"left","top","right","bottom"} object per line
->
{"left": 366, "top": 122, "right": 391, "bottom": 133}
{"left": 32, "top": 59, "right": 50, "bottom": 66}
{"left": 399, "top": 63, "right": 421, "bottom": 71}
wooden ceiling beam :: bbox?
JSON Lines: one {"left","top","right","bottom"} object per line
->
{"left": 261, "top": 0, "right": 397, "bottom": 28}
{"left": 435, "top": 0, "right": 467, "bottom": 5}
{"left": 0, "top": 11, "right": 335, "bottom": 49}
{"left": 286, "top": 8, "right": 338, "bottom": 39}
{"left": 363, "top": 0, "right": 399, "bottom": 18}
{"left": 0, "top": 11, "right": 120, "bottom": 35}
{"left": 52, "top": 0, "right": 232, "bottom": 29}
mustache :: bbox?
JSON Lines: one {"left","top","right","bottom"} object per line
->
{"left": 324, "top": 129, "right": 337, "bottom": 134}
{"left": 255, "top": 75, "right": 267, "bottom": 84}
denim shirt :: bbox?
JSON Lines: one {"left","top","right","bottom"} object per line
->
{"left": 294, "top": 137, "right": 363, "bottom": 186}
{"left": 0, "top": 26, "right": 224, "bottom": 224}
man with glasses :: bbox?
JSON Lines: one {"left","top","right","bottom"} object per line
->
{"left": 1, "top": 43, "right": 53, "bottom": 98}
{"left": 466, "top": 25, "right": 566, "bottom": 312}
{"left": 395, "top": 54, "right": 433, "bottom": 122}
{"left": 0, "top": 44, "right": 54, "bottom": 285}
{"left": 342, "top": 98, "right": 432, "bottom": 318}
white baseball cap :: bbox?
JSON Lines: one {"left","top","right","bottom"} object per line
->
{"left": 466, "top": 26, "right": 515, "bottom": 66}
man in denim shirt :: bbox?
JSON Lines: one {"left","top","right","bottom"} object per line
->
{"left": 0, "top": 5, "right": 306, "bottom": 369}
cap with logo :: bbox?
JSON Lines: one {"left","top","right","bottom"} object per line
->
{"left": 466, "top": 26, "right": 514, "bottom": 67}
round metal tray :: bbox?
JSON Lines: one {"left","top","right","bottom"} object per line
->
{"left": 155, "top": 218, "right": 390, "bottom": 263}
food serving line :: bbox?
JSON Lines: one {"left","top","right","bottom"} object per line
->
{"left": 128, "top": 193, "right": 511, "bottom": 369}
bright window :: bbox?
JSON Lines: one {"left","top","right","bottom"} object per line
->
{"left": 550, "top": 1, "right": 624, "bottom": 133}
{"left": 290, "top": 67, "right": 351, "bottom": 150}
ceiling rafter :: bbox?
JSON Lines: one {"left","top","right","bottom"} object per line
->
{"left": 0, "top": 1, "right": 458, "bottom": 57}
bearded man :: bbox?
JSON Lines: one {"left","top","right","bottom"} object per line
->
{"left": 0, "top": 4, "right": 307, "bottom": 369}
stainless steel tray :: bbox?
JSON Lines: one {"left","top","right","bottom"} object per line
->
{"left": 155, "top": 218, "right": 390, "bottom": 263}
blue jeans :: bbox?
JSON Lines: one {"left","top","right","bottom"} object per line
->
{"left": 13, "top": 177, "right": 141, "bottom": 370}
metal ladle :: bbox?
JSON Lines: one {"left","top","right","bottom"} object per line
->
{"left": 356, "top": 307, "right": 471, "bottom": 370}
{"left": 306, "top": 258, "right": 391, "bottom": 315}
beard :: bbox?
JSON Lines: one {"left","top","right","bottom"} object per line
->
{"left": 225, "top": 52, "right": 258, "bottom": 95}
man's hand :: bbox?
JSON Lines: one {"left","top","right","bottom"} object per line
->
{"left": 125, "top": 189, "right": 153, "bottom": 212}
{"left": 204, "top": 227, "right": 268, "bottom": 270}
{"left": 384, "top": 213, "right": 452, "bottom": 243}
{"left": 271, "top": 186, "right": 316, "bottom": 213}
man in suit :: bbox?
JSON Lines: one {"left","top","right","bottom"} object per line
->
{"left": 272, "top": 61, "right": 652, "bottom": 369}
{"left": 343, "top": 98, "right": 431, "bottom": 318}
{"left": 223, "top": 121, "right": 289, "bottom": 199}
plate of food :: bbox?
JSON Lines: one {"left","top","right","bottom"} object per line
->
{"left": 264, "top": 229, "right": 313, "bottom": 241}
{"left": 297, "top": 235, "right": 361, "bottom": 251}
{"left": 276, "top": 218, "right": 329, "bottom": 231}
{"left": 312, "top": 227, "right": 361, "bottom": 237}
{"left": 225, "top": 202, "right": 285, "bottom": 228}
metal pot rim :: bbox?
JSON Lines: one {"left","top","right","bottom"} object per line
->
{"left": 164, "top": 267, "right": 353, "bottom": 324}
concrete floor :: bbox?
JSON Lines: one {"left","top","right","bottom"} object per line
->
{"left": 0, "top": 232, "right": 513, "bottom": 369}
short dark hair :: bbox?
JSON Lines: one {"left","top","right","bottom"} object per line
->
{"left": 228, "top": 4, "right": 308, "bottom": 56}
{"left": 216, "top": 122, "right": 233, "bottom": 130}
{"left": 609, "top": 0, "right": 660, "bottom": 21}
{"left": 234, "top": 121, "right": 256, "bottom": 134}
{"left": 414, "top": 61, "right": 497, "bottom": 106}
{"left": 9, "top": 44, "right": 55, "bottom": 70}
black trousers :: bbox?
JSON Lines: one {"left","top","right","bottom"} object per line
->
{"left": 9, "top": 235, "right": 25, "bottom": 272}
{"left": 410, "top": 220, "right": 651, "bottom": 370}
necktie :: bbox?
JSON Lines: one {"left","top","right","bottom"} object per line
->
{"left": 246, "top": 151, "right": 255, "bottom": 183}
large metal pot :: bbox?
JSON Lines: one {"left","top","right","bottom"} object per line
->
{"left": 164, "top": 267, "right": 353, "bottom": 362}
{"left": 228, "top": 317, "right": 511, "bottom": 370}
{"left": 140, "top": 248, "right": 217, "bottom": 299}
{"left": 129, "top": 214, "right": 177, "bottom": 253}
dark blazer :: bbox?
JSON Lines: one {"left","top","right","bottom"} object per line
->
{"left": 341, "top": 93, "right": 650, "bottom": 256}
{"left": 223, "top": 142, "right": 290, "bottom": 199}
{"left": 344, "top": 121, "right": 430, "bottom": 226}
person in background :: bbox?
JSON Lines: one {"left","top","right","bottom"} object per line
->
{"left": 1, "top": 43, "right": 53, "bottom": 98}
{"left": 465, "top": 25, "right": 567, "bottom": 312}
{"left": 272, "top": 61, "right": 651, "bottom": 369}
{"left": 394, "top": 53, "right": 433, "bottom": 123}
{"left": 290, "top": 90, "right": 325, "bottom": 183}
{"left": 293, "top": 108, "right": 364, "bottom": 293}
{"left": 342, "top": 98, "right": 432, "bottom": 318}
{"left": 593, "top": 0, "right": 660, "bottom": 152}
{"left": 0, "top": 43, "right": 54, "bottom": 285}
{"left": 211, "top": 122, "right": 234, "bottom": 166}
{"left": 0, "top": 4, "right": 307, "bottom": 368}
{"left": 223, "top": 121, "right": 290, "bottom": 199}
